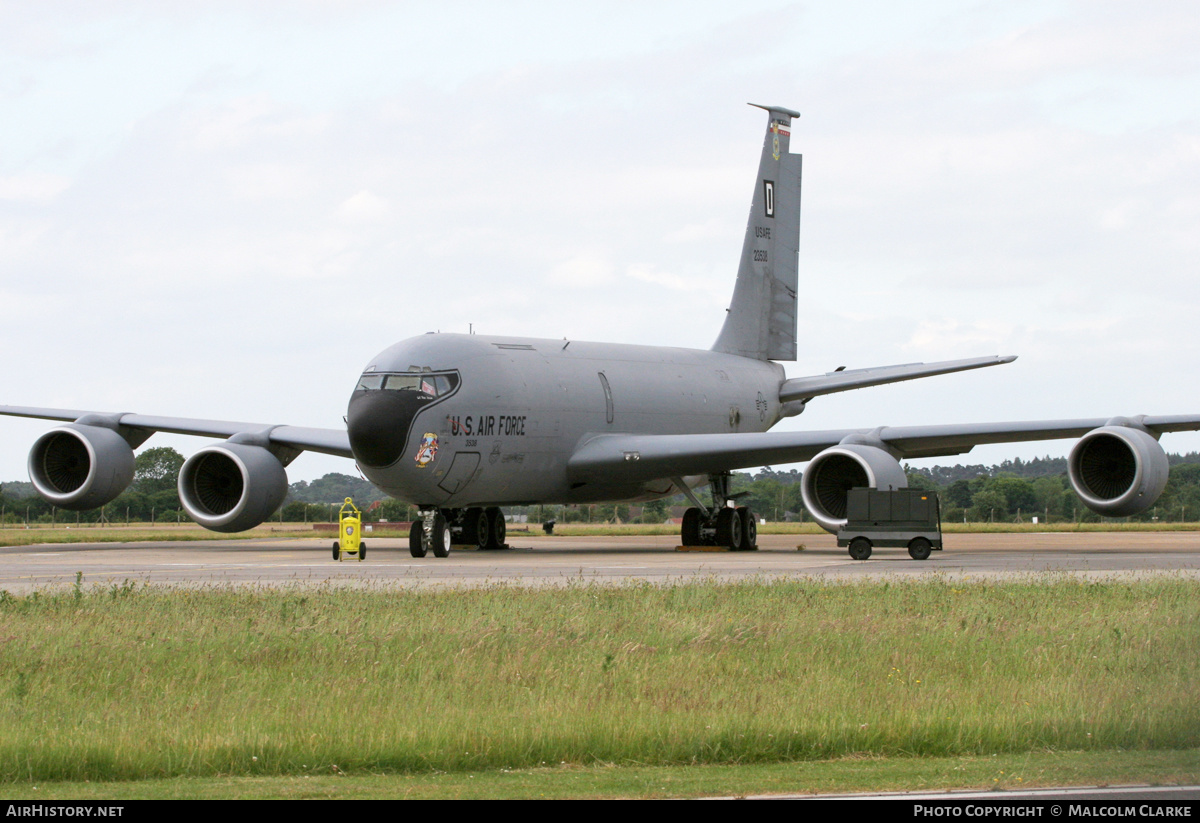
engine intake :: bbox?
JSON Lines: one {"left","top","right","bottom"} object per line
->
{"left": 801, "top": 443, "right": 908, "bottom": 533}
{"left": 28, "top": 424, "right": 134, "bottom": 510}
{"left": 1068, "top": 426, "right": 1168, "bottom": 517}
{"left": 178, "top": 443, "right": 288, "bottom": 533}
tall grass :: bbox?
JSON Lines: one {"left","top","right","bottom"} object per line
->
{"left": 1, "top": 578, "right": 1197, "bottom": 781}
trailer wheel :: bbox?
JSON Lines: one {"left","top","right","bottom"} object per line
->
{"left": 848, "top": 537, "right": 872, "bottom": 560}
{"left": 908, "top": 537, "right": 932, "bottom": 561}
{"left": 358, "top": 541, "right": 366, "bottom": 561}
{"left": 332, "top": 541, "right": 341, "bottom": 561}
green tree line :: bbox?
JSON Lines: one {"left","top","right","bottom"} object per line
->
{"left": 8, "top": 448, "right": 1200, "bottom": 526}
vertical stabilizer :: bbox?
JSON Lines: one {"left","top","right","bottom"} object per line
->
{"left": 711, "top": 104, "right": 802, "bottom": 361}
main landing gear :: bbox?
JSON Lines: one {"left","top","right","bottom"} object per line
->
{"left": 409, "top": 506, "right": 508, "bottom": 558}
{"left": 677, "top": 472, "right": 759, "bottom": 551}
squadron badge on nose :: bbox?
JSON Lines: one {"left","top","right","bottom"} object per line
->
{"left": 415, "top": 433, "right": 438, "bottom": 467}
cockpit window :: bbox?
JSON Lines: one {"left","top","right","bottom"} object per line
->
{"left": 383, "top": 374, "right": 424, "bottom": 392}
{"left": 356, "top": 371, "right": 459, "bottom": 397}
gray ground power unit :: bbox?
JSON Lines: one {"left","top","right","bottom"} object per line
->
{"left": 836, "top": 488, "right": 943, "bottom": 561}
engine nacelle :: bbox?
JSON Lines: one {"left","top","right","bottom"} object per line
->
{"left": 801, "top": 443, "right": 908, "bottom": 533}
{"left": 178, "top": 443, "right": 288, "bottom": 533}
{"left": 1068, "top": 425, "right": 1168, "bottom": 517}
{"left": 28, "top": 424, "right": 134, "bottom": 510}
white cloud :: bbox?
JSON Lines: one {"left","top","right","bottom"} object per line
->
{"left": 181, "top": 97, "right": 331, "bottom": 153}
{"left": 224, "top": 163, "right": 314, "bottom": 201}
{"left": 547, "top": 254, "right": 614, "bottom": 288}
{"left": 626, "top": 263, "right": 693, "bottom": 292}
{"left": 4, "top": 2, "right": 1200, "bottom": 479}
{"left": 0, "top": 173, "right": 71, "bottom": 202}
{"left": 904, "top": 318, "right": 1018, "bottom": 356}
{"left": 337, "top": 190, "right": 390, "bottom": 223}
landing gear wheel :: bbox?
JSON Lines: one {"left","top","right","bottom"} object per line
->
{"left": 907, "top": 537, "right": 932, "bottom": 561}
{"left": 464, "top": 507, "right": 489, "bottom": 550}
{"left": 358, "top": 541, "right": 366, "bottom": 561}
{"left": 432, "top": 513, "right": 452, "bottom": 558}
{"left": 715, "top": 507, "right": 743, "bottom": 550}
{"left": 332, "top": 541, "right": 341, "bottom": 561}
{"left": 736, "top": 507, "right": 757, "bottom": 551}
{"left": 409, "top": 520, "right": 428, "bottom": 558}
{"left": 681, "top": 507, "right": 701, "bottom": 546}
{"left": 848, "top": 537, "right": 872, "bottom": 561}
{"left": 485, "top": 506, "right": 506, "bottom": 550}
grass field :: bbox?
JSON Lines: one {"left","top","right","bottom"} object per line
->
{"left": 9, "top": 750, "right": 1200, "bottom": 799}
{"left": 2, "top": 577, "right": 1198, "bottom": 797}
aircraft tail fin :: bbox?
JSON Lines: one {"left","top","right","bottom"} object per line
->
{"left": 711, "top": 104, "right": 802, "bottom": 361}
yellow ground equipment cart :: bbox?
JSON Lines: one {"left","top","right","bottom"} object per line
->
{"left": 332, "top": 497, "right": 366, "bottom": 561}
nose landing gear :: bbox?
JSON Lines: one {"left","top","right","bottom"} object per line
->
{"left": 409, "top": 506, "right": 509, "bottom": 558}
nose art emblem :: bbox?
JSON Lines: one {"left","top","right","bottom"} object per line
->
{"left": 414, "top": 433, "right": 438, "bottom": 468}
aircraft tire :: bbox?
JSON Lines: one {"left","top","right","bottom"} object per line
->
{"left": 409, "top": 520, "right": 428, "bottom": 558}
{"left": 432, "top": 513, "right": 452, "bottom": 558}
{"left": 848, "top": 537, "right": 872, "bottom": 561}
{"left": 681, "top": 507, "right": 701, "bottom": 545}
{"left": 332, "top": 541, "right": 341, "bottom": 561}
{"left": 359, "top": 541, "right": 366, "bottom": 561}
{"left": 715, "top": 507, "right": 742, "bottom": 550}
{"left": 908, "top": 537, "right": 932, "bottom": 561}
{"left": 485, "top": 506, "right": 506, "bottom": 550}
{"left": 737, "top": 507, "right": 757, "bottom": 550}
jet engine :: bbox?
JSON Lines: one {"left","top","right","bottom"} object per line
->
{"left": 178, "top": 443, "right": 288, "bottom": 533}
{"left": 1068, "top": 425, "right": 1168, "bottom": 517}
{"left": 28, "top": 423, "right": 135, "bottom": 510}
{"left": 801, "top": 442, "right": 908, "bottom": 533}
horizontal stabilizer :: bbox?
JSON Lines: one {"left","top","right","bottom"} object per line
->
{"left": 779, "top": 355, "right": 1016, "bottom": 403}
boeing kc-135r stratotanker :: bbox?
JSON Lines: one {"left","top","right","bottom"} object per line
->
{"left": 5, "top": 104, "right": 1199, "bottom": 557}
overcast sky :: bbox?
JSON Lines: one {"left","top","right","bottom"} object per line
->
{"left": 3, "top": 1, "right": 1199, "bottom": 484}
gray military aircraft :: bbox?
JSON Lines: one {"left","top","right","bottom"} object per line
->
{"left": 4, "top": 104, "right": 1198, "bottom": 557}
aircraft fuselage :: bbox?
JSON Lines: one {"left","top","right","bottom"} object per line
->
{"left": 347, "top": 333, "right": 786, "bottom": 507}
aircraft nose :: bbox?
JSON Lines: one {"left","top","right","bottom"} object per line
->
{"left": 346, "top": 389, "right": 424, "bottom": 468}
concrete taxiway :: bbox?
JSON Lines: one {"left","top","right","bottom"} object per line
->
{"left": 1, "top": 531, "right": 1197, "bottom": 593}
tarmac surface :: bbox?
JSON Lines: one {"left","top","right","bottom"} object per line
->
{"left": 2, "top": 530, "right": 1198, "bottom": 593}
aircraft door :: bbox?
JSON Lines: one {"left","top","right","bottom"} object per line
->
{"left": 598, "top": 372, "right": 614, "bottom": 425}
{"left": 438, "top": 452, "right": 481, "bottom": 495}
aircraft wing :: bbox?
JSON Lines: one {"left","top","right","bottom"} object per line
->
{"left": 566, "top": 415, "right": 1200, "bottom": 484}
{"left": 0, "top": 405, "right": 352, "bottom": 459}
